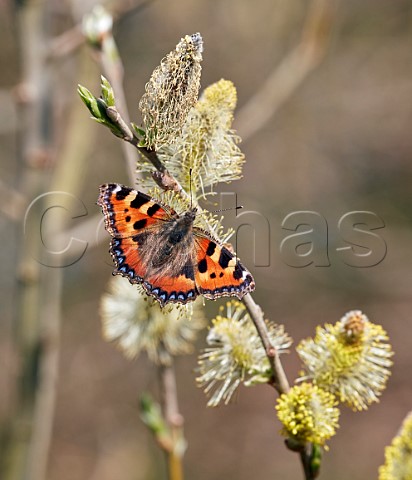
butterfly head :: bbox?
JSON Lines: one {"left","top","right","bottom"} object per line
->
{"left": 182, "top": 207, "right": 198, "bottom": 225}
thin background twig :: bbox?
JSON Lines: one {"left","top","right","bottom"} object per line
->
{"left": 235, "top": 0, "right": 335, "bottom": 143}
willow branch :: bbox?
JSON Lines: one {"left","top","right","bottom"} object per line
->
{"left": 89, "top": 96, "right": 292, "bottom": 399}
{"left": 26, "top": 48, "right": 99, "bottom": 480}
{"left": 104, "top": 104, "right": 188, "bottom": 195}
{"left": 242, "top": 294, "right": 290, "bottom": 394}
{"left": 158, "top": 358, "right": 184, "bottom": 480}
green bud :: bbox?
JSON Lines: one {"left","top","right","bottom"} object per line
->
{"left": 77, "top": 85, "right": 101, "bottom": 118}
{"left": 131, "top": 122, "right": 146, "bottom": 142}
{"left": 78, "top": 84, "right": 124, "bottom": 138}
{"left": 100, "top": 76, "right": 115, "bottom": 107}
{"left": 139, "top": 393, "right": 168, "bottom": 436}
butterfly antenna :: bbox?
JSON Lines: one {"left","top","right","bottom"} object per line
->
{"left": 197, "top": 205, "right": 243, "bottom": 217}
{"left": 211, "top": 206, "right": 243, "bottom": 214}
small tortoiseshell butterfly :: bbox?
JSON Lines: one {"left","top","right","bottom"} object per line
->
{"left": 98, "top": 183, "right": 255, "bottom": 306}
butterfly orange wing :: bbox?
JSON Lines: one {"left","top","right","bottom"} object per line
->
{"left": 98, "top": 183, "right": 174, "bottom": 238}
{"left": 113, "top": 236, "right": 198, "bottom": 305}
{"left": 98, "top": 182, "right": 171, "bottom": 281}
{"left": 98, "top": 183, "right": 198, "bottom": 306}
{"left": 193, "top": 229, "right": 255, "bottom": 300}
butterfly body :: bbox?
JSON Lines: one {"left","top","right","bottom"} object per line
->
{"left": 98, "top": 183, "right": 255, "bottom": 306}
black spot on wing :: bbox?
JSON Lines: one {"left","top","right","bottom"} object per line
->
{"left": 130, "top": 192, "right": 151, "bottom": 209}
{"left": 182, "top": 264, "right": 195, "bottom": 281}
{"left": 198, "top": 258, "right": 207, "bottom": 273}
{"left": 218, "top": 247, "right": 232, "bottom": 269}
{"left": 115, "top": 187, "right": 132, "bottom": 201}
{"left": 125, "top": 215, "right": 131, "bottom": 222}
{"left": 147, "top": 203, "right": 161, "bottom": 217}
{"left": 233, "top": 263, "right": 243, "bottom": 280}
{"left": 210, "top": 272, "right": 216, "bottom": 279}
{"left": 206, "top": 241, "right": 216, "bottom": 257}
{"left": 133, "top": 219, "right": 147, "bottom": 230}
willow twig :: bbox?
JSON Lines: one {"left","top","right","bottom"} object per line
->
{"left": 242, "top": 294, "right": 290, "bottom": 394}
{"left": 25, "top": 47, "right": 100, "bottom": 480}
{"left": 46, "top": 0, "right": 156, "bottom": 61}
{"left": 2, "top": 1, "right": 53, "bottom": 479}
{"left": 158, "top": 358, "right": 185, "bottom": 480}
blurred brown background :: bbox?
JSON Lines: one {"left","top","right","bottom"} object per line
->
{"left": 1, "top": 0, "right": 412, "bottom": 479}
